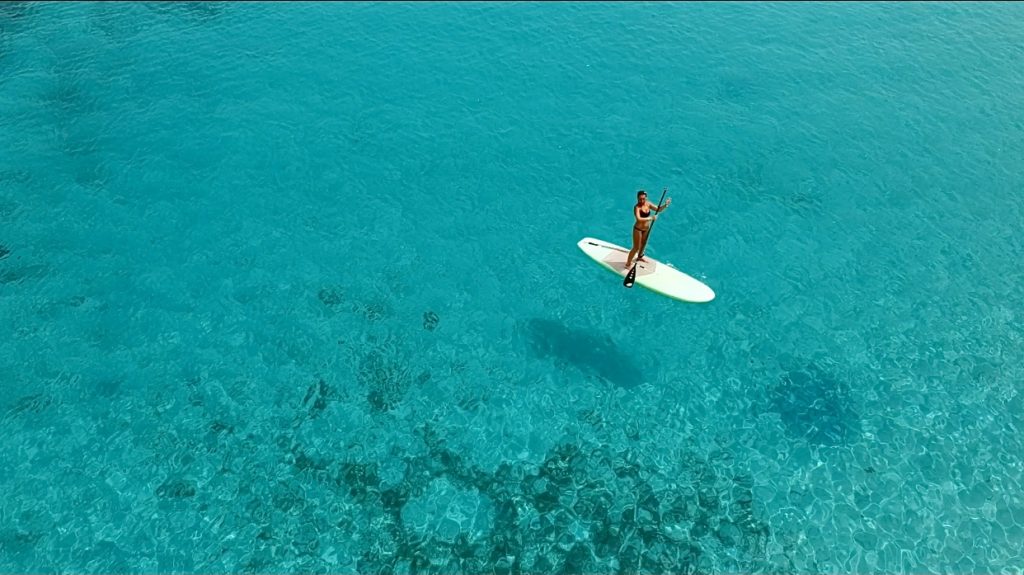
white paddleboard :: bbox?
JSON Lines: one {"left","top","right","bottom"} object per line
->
{"left": 576, "top": 237, "right": 715, "bottom": 303}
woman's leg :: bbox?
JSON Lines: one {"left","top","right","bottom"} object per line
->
{"left": 638, "top": 228, "right": 651, "bottom": 260}
{"left": 626, "top": 228, "right": 644, "bottom": 268}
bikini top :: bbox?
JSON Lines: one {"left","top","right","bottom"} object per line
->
{"left": 639, "top": 207, "right": 650, "bottom": 217}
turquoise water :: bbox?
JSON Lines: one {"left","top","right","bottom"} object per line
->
{"left": 2, "top": 1, "right": 1024, "bottom": 572}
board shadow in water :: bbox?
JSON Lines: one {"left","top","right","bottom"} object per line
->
{"left": 768, "top": 360, "right": 861, "bottom": 447}
{"left": 524, "top": 318, "right": 644, "bottom": 389}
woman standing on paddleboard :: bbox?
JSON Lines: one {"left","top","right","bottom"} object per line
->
{"left": 625, "top": 189, "right": 671, "bottom": 270}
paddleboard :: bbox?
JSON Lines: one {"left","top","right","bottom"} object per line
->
{"left": 576, "top": 237, "right": 715, "bottom": 303}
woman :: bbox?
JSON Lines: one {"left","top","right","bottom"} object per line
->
{"left": 625, "top": 189, "right": 671, "bottom": 270}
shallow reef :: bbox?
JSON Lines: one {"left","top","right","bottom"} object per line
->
{"left": 274, "top": 417, "right": 779, "bottom": 574}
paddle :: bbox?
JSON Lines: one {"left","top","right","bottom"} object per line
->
{"left": 624, "top": 187, "right": 667, "bottom": 288}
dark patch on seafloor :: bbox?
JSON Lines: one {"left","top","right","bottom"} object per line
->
{"left": 422, "top": 311, "right": 439, "bottom": 331}
{"left": 358, "top": 347, "right": 431, "bottom": 414}
{"left": 317, "top": 284, "right": 389, "bottom": 321}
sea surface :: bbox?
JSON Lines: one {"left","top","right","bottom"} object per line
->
{"left": 2, "top": 2, "right": 1023, "bottom": 573}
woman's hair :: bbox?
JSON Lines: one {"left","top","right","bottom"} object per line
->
{"left": 636, "top": 190, "right": 646, "bottom": 198}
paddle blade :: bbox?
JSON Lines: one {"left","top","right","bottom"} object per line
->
{"left": 623, "top": 264, "right": 637, "bottom": 288}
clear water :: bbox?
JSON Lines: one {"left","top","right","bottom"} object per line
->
{"left": 2, "top": 2, "right": 1023, "bottom": 573}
